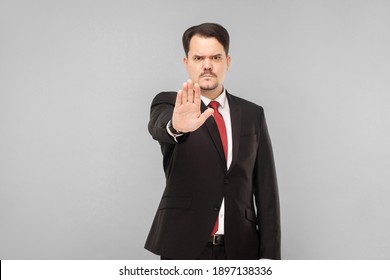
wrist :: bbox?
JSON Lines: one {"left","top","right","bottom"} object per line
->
{"left": 166, "top": 120, "right": 184, "bottom": 142}
{"left": 169, "top": 121, "right": 182, "bottom": 134}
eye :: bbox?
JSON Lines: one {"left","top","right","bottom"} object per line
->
{"left": 193, "top": 56, "right": 203, "bottom": 62}
{"left": 212, "top": 55, "right": 222, "bottom": 61}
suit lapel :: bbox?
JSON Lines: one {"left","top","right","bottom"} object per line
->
{"left": 201, "top": 92, "right": 242, "bottom": 173}
{"left": 226, "top": 92, "right": 241, "bottom": 173}
{"left": 201, "top": 101, "right": 227, "bottom": 167}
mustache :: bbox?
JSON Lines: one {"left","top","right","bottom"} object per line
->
{"left": 199, "top": 72, "right": 217, "bottom": 78}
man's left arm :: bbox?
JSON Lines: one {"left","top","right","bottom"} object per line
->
{"left": 253, "top": 108, "right": 281, "bottom": 260}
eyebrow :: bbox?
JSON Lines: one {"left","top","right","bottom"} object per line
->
{"left": 192, "top": 54, "right": 223, "bottom": 58}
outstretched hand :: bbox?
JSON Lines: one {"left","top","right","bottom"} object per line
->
{"left": 172, "top": 80, "right": 214, "bottom": 133}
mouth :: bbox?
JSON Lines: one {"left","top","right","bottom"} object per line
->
{"left": 200, "top": 73, "right": 216, "bottom": 78}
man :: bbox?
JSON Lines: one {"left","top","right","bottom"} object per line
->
{"left": 145, "top": 23, "right": 280, "bottom": 260}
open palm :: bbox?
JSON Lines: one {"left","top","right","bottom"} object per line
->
{"left": 172, "top": 80, "right": 214, "bottom": 133}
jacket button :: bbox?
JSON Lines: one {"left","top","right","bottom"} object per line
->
{"left": 214, "top": 207, "right": 220, "bottom": 211}
{"left": 224, "top": 179, "right": 229, "bottom": 184}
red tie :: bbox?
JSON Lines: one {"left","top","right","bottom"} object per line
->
{"left": 209, "top": 101, "right": 228, "bottom": 160}
{"left": 209, "top": 101, "right": 228, "bottom": 236}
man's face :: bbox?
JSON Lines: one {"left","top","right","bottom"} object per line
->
{"left": 184, "top": 35, "right": 231, "bottom": 98}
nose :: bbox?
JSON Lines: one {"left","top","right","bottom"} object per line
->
{"left": 202, "top": 58, "right": 213, "bottom": 70}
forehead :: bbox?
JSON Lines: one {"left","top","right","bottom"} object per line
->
{"left": 188, "top": 35, "right": 225, "bottom": 55}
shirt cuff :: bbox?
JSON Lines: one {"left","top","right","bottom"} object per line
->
{"left": 166, "top": 120, "right": 184, "bottom": 143}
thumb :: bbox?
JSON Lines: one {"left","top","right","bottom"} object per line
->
{"left": 198, "top": 108, "right": 214, "bottom": 124}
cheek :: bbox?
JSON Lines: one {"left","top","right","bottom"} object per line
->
{"left": 187, "top": 65, "right": 201, "bottom": 76}
{"left": 215, "top": 67, "right": 227, "bottom": 78}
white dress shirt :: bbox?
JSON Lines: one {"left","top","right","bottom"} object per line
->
{"left": 201, "top": 89, "right": 232, "bottom": 234}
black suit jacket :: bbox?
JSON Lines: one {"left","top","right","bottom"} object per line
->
{"left": 145, "top": 91, "right": 281, "bottom": 259}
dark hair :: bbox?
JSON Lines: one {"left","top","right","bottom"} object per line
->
{"left": 182, "top": 23, "right": 230, "bottom": 56}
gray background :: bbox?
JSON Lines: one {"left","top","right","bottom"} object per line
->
{"left": 1, "top": 0, "right": 389, "bottom": 259}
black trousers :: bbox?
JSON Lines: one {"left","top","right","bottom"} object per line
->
{"left": 161, "top": 243, "right": 226, "bottom": 260}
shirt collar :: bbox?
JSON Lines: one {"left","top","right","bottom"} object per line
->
{"left": 200, "top": 88, "right": 227, "bottom": 108}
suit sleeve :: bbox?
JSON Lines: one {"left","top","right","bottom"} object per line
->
{"left": 253, "top": 109, "right": 281, "bottom": 259}
{"left": 148, "top": 92, "right": 187, "bottom": 144}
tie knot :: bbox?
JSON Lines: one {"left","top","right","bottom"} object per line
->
{"left": 209, "top": 101, "right": 220, "bottom": 110}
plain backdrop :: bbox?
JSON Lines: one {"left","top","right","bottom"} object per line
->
{"left": 1, "top": 0, "right": 389, "bottom": 259}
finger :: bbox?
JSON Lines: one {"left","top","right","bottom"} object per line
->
{"left": 181, "top": 82, "right": 188, "bottom": 103}
{"left": 193, "top": 83, "right": 201, "bottom": 106}
{"left": 197, "top": 108, "right": 214, "bottom": 125}
{"left": 187, "top": 80, "right": 194, "bottom": 103}
{"left": 175, "top": 90, "right": 183, "bottom": 107}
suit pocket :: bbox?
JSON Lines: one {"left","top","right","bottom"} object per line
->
{"left": 159, "top": 196, "right": 192, "bottom": 210}
{"left": 245, "top": 208, "right": 258, "bottom": 224}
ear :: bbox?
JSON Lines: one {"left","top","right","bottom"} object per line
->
{"left": 226, "top": 55, "right": 231, "bottom": 70}
{"left": 183, "top": 56, "right": 190, "bottom": 74}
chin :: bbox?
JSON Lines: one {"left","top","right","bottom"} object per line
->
{"left": 200, "top": 82, "right": 219, "bottom": 91}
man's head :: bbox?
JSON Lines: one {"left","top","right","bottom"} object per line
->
{"left": 182, "top": 23, "right": 231, "bottom": 99}
{"left": 182, "top": 23, "right": 230, "bottom": 57}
